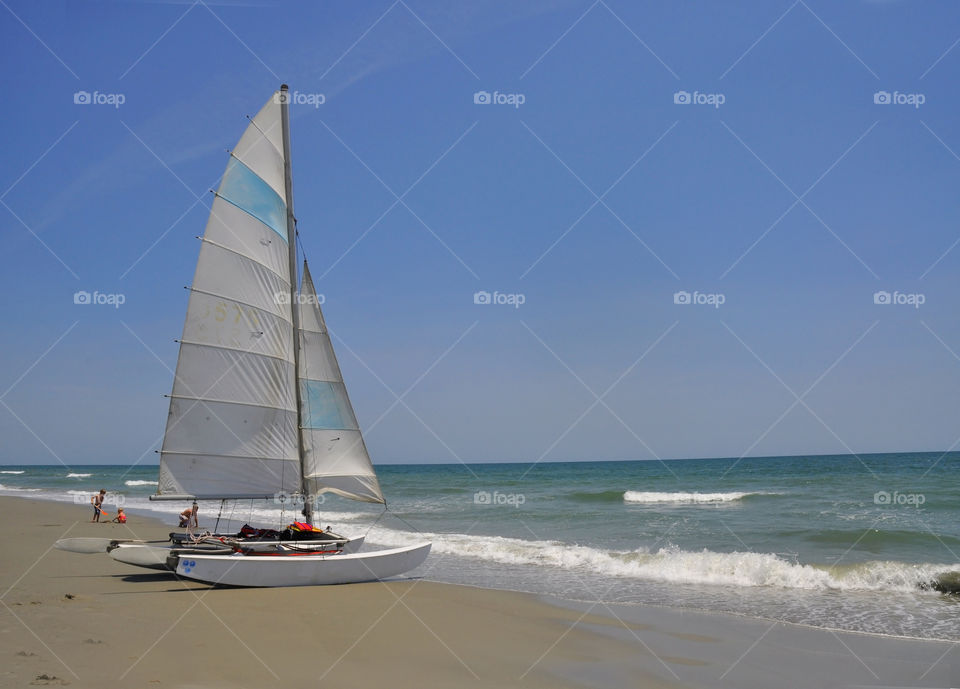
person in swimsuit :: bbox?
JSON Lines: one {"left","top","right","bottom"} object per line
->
{"left": 178, "top": 502, "right": 198, "bottom": 529}
{"left": 91, "top": 489, "right": 106, "bottom": 522}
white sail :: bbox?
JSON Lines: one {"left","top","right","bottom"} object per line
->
{"left": 298, "top": 262, "right": 385, "bottom": 504}
{"left": 157, "top": 92, "right": 301, "bottom": 499}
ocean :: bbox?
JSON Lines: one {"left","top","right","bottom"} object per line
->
{"left": 2, "top": 452, "right": 958, "bottom": 641}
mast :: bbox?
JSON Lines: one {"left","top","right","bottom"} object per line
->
{"left": 280, "top": 84, "right": 311, "bottom": 524}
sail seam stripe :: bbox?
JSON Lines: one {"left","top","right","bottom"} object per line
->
{"left": 214, "top": 192, "right": 287, "bottom": 242}
{"left": 230, "top": 151, "right": 284, "bottom": 197}
{"left": 242, "top": 113, "right": 284, "bottom": 159}
{"left": 200, "top": 237, "right": 287, "bottom": 283}
{"left": 298, "top": 375, "right": 341, "bottom": 384}
{"left": 168, "top": 393, "right": 295, "bottom": 412}
{"left": 161, "top": 450, "right": 297, "bottom": 461}
{"left": 178, "top": 339, "right": 294, "bottom": 365}
{"left": 187, "top": 287, "right": 291, "bottom": 322}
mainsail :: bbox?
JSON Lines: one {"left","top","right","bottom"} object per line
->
{"left": 156, "top": 87, "right": 384, "bottom": 508}
{"left": 298, "top": 262, "right": 384, "bottom": 503}
{"left": 157, "top": 91, "right": 299, "bottom": 499}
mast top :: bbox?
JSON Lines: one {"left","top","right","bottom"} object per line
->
{"left": 281, "top": 83, "right": 289, "bottom": 91}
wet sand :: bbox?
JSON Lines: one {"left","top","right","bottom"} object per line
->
{"left": 0, "top": 496, "right": 955, "bottom": 688}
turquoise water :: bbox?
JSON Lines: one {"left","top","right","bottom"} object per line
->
{"left": 2, "top": 452, "right": 958, "bottom": 640}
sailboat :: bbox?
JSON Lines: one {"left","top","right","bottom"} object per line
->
{"left": 56, "top": 86, "right": 430, "bottom": 587}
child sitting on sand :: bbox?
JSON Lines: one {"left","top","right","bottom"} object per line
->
{"left": 111, "top": 508, "right": 126, "bottom": 524}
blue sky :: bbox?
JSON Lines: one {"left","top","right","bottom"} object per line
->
{"left": 2, "top": 0, "right": 959, "bottom": 466}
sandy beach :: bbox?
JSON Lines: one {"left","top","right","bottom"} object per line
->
{"left": 0, "top": 496, "right": 955, "bottom": 689}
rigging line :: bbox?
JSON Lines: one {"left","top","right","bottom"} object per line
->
{"left": 215, "top": 499, "right": 225, "bottom": 532}
{"left": 384, "top": 504, "right": 424, "bottom": 535}
{"left": 363, "top": 506, "right": 388, "bottom": 538}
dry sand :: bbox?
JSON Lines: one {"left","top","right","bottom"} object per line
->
{"left": 0, "top": 496, "right": 955, "bottom": 689}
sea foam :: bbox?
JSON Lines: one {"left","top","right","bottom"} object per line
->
{"left": 365, "top": 526, "right": 956, "bottom": 594}
{"left": 623, "top": 490, "right": 768, "bottom": 504}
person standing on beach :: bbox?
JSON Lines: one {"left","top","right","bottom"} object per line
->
{"left": 91, "top": 489, "right": 106, "bottom": 522}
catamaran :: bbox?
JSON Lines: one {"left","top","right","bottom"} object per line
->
{"left": 56, "top": 86, "right": 430, "bottom": 586}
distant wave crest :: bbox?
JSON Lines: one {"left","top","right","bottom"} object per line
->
{"left": 623, "top": 490, "right": 771, "bottom": 504}
{"left": 0, "top": 470, "right": 25, "bottom": 474}
{"left": 0, "top": 483, "right": 40, "bottom": 492}
{"left": 66, "top": 473, "right": 92, "bottom": 478}
{"left": 125, "top": 480, "right": 158, "bottom": 486}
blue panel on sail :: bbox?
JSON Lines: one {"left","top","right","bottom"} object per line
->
{"left": 219, "top": 157, "right": 287, "bottom": 240}
{"left": 300, "top": 379, "right": 359, "bottom": 431}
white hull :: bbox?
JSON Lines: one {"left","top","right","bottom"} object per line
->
{"left": 55, "top": 537, "right": 147, "bottom": 554}
{"left": 175, "top": 542, "right": 431, "bottom": 587}
{"left": 109, "top": 536, "right": 366, "bottom": 571}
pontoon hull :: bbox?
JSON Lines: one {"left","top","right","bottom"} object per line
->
{"left": 173, "top": 542, "right": 431, "bottom": 587}
{"left": 108, "top": 536, "right": 366, "bottom": 571}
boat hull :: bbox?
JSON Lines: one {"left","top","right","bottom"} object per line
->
{"left": 174, "top": 542, "right": 431, "bottom": 587}
{"left": 109, "top": 536, "right": 366, "bottom": 572}
{"left": 55, "top": 537, "right": 146, "bottom": 554}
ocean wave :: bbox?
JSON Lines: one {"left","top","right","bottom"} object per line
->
{"left": 366, "top": 527, "right": 957, "bottom": 593}
{"left": 0, "top": 483, "right": 40, "bottom": 492}
{"left": 124, "top": 480, "right": 158, "bottom": 486}
{"left": 0, "top": 470, "right": 25, "bottom": 474}
{"left": 66, "top": 473, "right": 92, "bottom": 478}
{"left": 623, "top": 490, "right": 772, "bottom": 504}
{"left": 567, "top": 490, "right": 627, "bottom": 503}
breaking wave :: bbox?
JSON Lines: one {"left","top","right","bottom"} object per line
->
{"left": 0, "top": 470, "right": 25, "bottom": 474}
{"left": 623, "top": 491, "right": 773, "bottom": 504}
{"left": 124, "top": 480, "right": 158, "bottom": 486}
{"left": 66, "top": 473, "right": 92, "bottom": 478}
{"left": 367, "top": 527, "right": 957, "bottom": 594}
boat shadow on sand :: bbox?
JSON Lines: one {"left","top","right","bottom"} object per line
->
{"left": 106, "top": 572, "right": 427, "bottom": 590}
